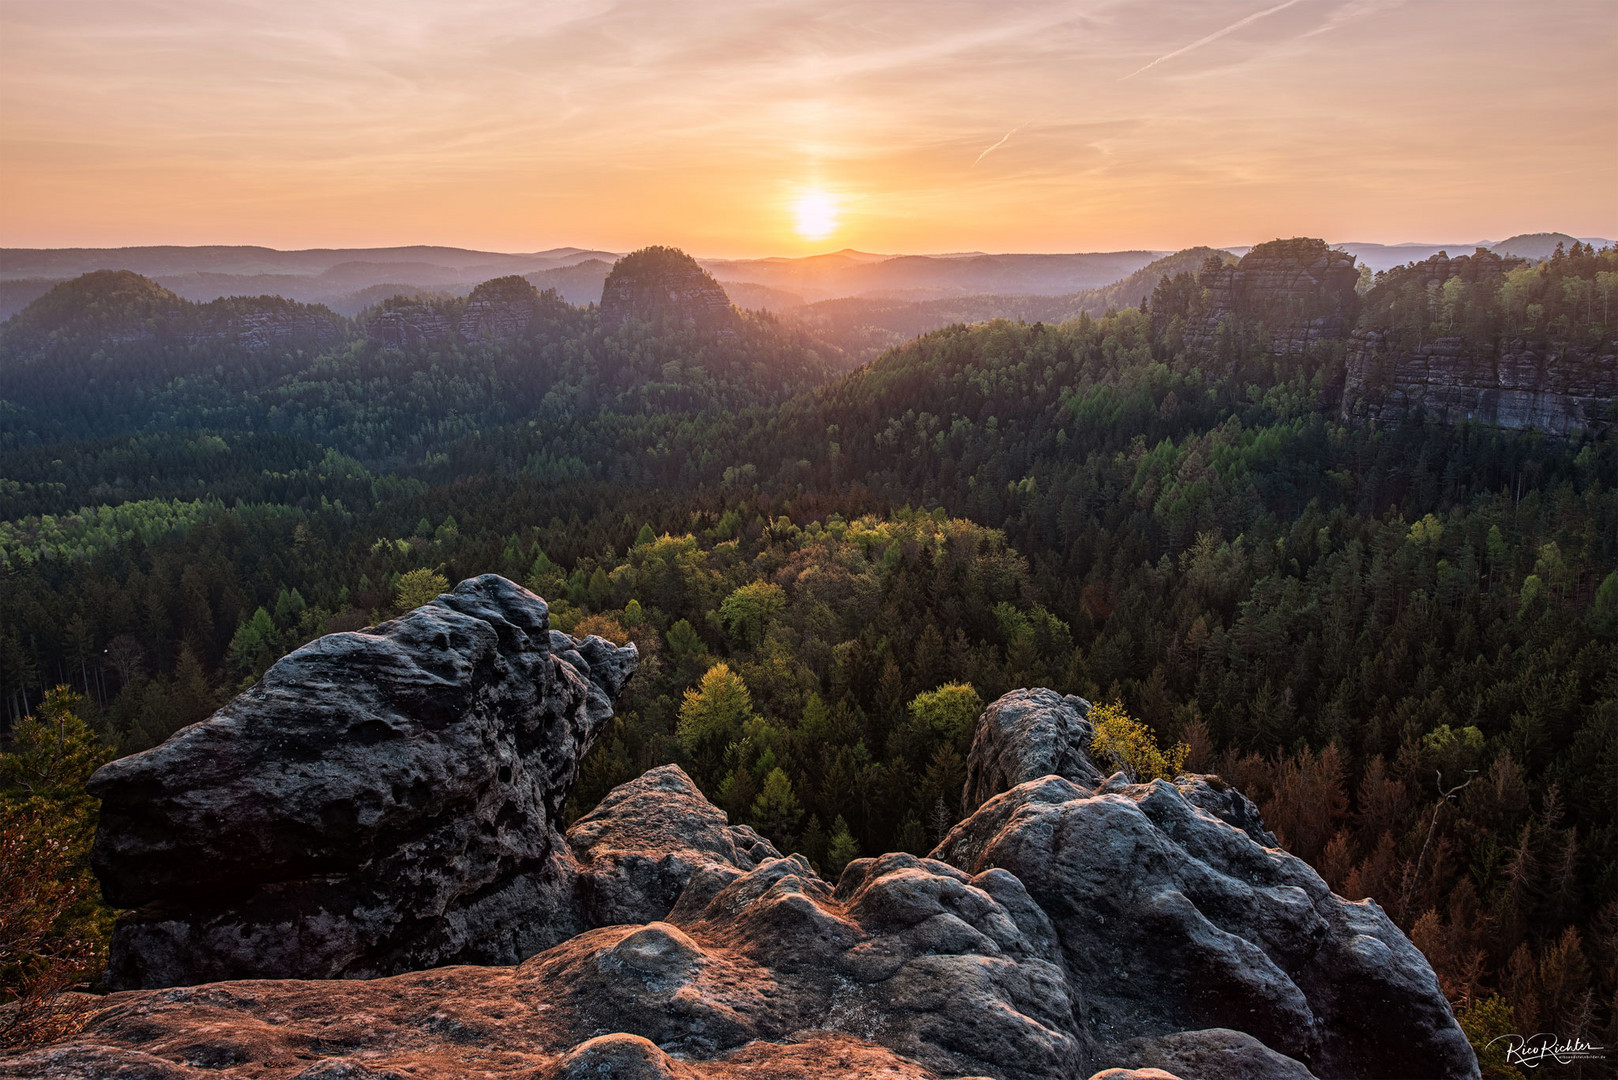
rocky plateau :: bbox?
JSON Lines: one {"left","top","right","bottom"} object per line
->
{"left": 4, "top": 579, "right": 1479, "bottom": 1080}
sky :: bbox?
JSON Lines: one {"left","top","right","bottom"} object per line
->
{"left": 1, "top": 0, "right": 1614, "bottom": 256}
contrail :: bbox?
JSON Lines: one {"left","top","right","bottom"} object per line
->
{"left": 1122, "top": 0, "right": 1310, "bottom": 79}
{"left": 975, "top": 122, "right": 1030, "bottom": 165}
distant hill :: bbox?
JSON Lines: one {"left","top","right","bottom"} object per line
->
{"left": 785, "top": 246, "right": 1236, "bottom": 361}
{"left": 0, "top": 245, "right": 622, "bottom": 316}
{"left": 524, "top": 259, "right": 615, "bottom": 306}
{"left": 1066, "top": 246, "right": 1236, "bottom": 317}
{"left": 1489, "top": 232, "right": 1592, "bottom": 261}
{"left": 701, "top": 249, "right": 1165, "bottom": 302}
{"left": 1, "top": 269, "right": 350, "bottom": 357}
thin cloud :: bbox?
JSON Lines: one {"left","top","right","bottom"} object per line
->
{"left": 975, "top": 121, "right": 1031, "bottom": 165}
{"left": 1122, "top": 0, "right": 1311, "bottom": 80}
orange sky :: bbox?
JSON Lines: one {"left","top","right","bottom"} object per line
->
{"left": 2, "top": 0, "right": 1614, "bottom": 256}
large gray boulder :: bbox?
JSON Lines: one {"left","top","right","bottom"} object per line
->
{"left": 937, "top": 706, "right": 1479, "bottom": 1080}
{"left": 87, "top": 574, "right": 637, "bottom": 988}
{"left": 36, "top": 680, "right": 1477, "bottom": 1079}
{"left": 566, "top": 763, "right": 782, "bottom": 927}
{"left": 961, "top": 687, "right": 1099, "bottom": 814}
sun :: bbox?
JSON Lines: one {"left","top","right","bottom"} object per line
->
{"left": 792, "top": 189, "right": 839, "bottom": 243}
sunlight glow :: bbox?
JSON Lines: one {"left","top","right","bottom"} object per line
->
{"left": 793, "top": 189, "right": 839, "bottom": 242}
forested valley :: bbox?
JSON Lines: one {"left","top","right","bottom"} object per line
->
{"left": 2, "top": 241, "right": 1616, "bottom": 1068}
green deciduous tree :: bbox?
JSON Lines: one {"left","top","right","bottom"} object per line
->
{"left": 395, "top": 568, "right": 449, "bottom": 611}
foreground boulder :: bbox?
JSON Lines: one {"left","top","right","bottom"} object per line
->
{"left": 937, "top": 690, "right": 1477, "bottom": 1079}
{"left": 26, "top": 674, "right": 1478, "bottom": 1078}
{"left": 87, "top": 574, "right": 637, "bottom": 988}
{"left": 960, "top": 687, "right": 1100, "bottom": 813}
{"left": 566, "top": 763, "right": 783, "bottom": 927}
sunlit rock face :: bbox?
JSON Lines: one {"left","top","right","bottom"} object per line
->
{"left": 34, "top": 677, "right": 1480, "bottom": 1080}
{"left": 88, "top": 574, "right": 637, "bottom": 988}
{"left": 598, "top": 246, "right": 737, "bottom": 333}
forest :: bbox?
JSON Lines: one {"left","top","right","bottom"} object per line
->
{"left": 2, "top": 241, "right": 1616, "bottom": 1069}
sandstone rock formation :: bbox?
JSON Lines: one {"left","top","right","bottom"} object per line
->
{"left": 960, "top": 687, "right": 1100, "bottom": 813}
{"left": 87, "top": 574, "right": 638, "bottom": 989}
{"left": 363, "top": 298, "right": 455, "bottom": 349}
{"left": 599, "top": 246, "right": 737, "bottom": 333}
{"left": 17, "top": 669, "right": 1481, "bottom": 1079}
{"left": 566, "top": 764, "right": 783, "bottom": 927}
{"left": 1343, "top": 251, "right": 1617, "bottom": 435}
{"left": 458, "top": 275, "right": 558, "bottom": 343}
{"left": 0, "top": 270, "right": 349, "bottom": 354}
{"left": 219, "top": 303, "right": 347, "bottom": 351}
{"left": 1343, "top": 329, "right": 1617, "bottom": 434}
{"left": 1183, "top": 238, "right": 1360, "bottom": 357}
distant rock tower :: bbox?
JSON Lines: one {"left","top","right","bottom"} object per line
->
{"left": 458, "top": 275, "right": 547, "bottom": 343}
{"left": 1184, "top": 237, "right": 1361, "bottom": 356}
{"left": 598, "top": 246, "right": 736, "bottom": 332}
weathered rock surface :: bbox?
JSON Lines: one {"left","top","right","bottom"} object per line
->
{"left": 1120, "top": 1028, "right": 1314, "bottom": 1080}
{"left": 86, "top": 574, "right": 637, "bottom": 988}
{"left": 217, "top": 303, "right": 347, "bottom": 352}
{"left": 566, "top": 764, "right": 782, "bottom": 927}
{"left": 960, "top": 687, "right": 1099, "bottom": 814}
{"left": 1183, "top": 237, "right": 1361, "bottom": 357}
{"left": 32, "top": 673, "right": 1479, "bottom": 1079}
{"left": 936, "top": 759, "right": 1477, "bottom": 1077}
{"left": 599, "top": 246, "right": 737, "bottom": 333}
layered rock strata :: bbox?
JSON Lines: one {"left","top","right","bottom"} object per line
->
{"left": 457, "top": 275, "right": 554, "bottom": 343}
{"left": 1183, "top": 238, "right": 1360, "bottom": 357}
{"left": 363, "top": 300, "right": 455, "bottom": 349}
{"left": 1342, "top": 252, "right": 1617, "bottom": 435}
{"left": 17, "top": 646, "right": 1481, "bottom": 1078}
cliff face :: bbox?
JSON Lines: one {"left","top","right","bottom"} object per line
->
{"left": 16, "top": 626, "right": 1480, "bottom": 1080}
{"left": 458, "top": 275, "right": 548, "bottom": 342}
{"left": 363, "top": 299, "right": 456, "bottom": 349}
{"left": 599, "top": 246, "right": 736, "bottom": 333}
{"left": 1343, "top": 251, "right": 1616, "bottom": 435}
{"left": 1183, "top": 237, "right": 1360, "bottom": 357}
{"left": 361, "top": 276, "right": 566, "bottom": 349}
{"left": 1343, "top": 332, "right": 1617, "bottom": 434}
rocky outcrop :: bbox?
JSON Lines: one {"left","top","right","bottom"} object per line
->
{"left": 599, "top": 246, "right": 737, "bottom": 333}
{"left": 566, "top": 764, "right": 782, "bottom": 927}
{"left": 1343, "top": 331, "right": 1616, "bottom": 435}
{"left": 217, "top": 304, "right": 347, "bottom": 351}
{"left": 1342, "top": 251, "right": 1617, "bottom": 435}
{"left": 1183, "top": 238, "right": 1360, "bottom": 357}
{"left": 961, "top": 688, "right": 1099, "bottom": 813}
{"left": 86, "top": 574, "right": 637, "bottom": 989}
{"left": 364, "top": 299, "right": 455, "bottom": 349}
{"left": 458, "top": 275, "right": 551, "bottom": 343}
{"left": 934, "top": 772, "right": 1474, "bottom": 1078}
{"left": 26, "top": 677, "right": 1478, "bottom": 1079}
